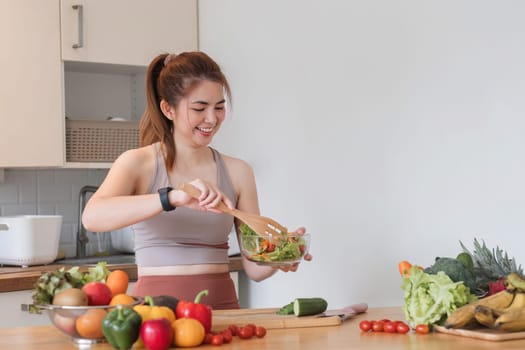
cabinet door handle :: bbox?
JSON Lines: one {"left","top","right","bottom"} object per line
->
{"left": 72, "top": 4, "right": 84, "bottom": 49}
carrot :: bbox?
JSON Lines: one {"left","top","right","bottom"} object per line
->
{"left": 398, "top": 260, "right": 413, "bottom": 276}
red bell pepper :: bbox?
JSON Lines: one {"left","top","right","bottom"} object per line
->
{"left": 175, "top": 289, "right": 212, "bottom": 333}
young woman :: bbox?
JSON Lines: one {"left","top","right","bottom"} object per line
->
{"left": 82, "top": 51, "right": 310, "bottom": 309}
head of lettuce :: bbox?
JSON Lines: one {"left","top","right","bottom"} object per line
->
{"left": 401, "top": 266, "right": 477, "bottom": 328}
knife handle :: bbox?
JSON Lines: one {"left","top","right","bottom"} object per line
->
{"left": 344, "top": 303, "right": 368, "bottom": 314}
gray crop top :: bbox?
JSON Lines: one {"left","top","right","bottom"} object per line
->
{"left": 132, "top": 143, "right": 238, "bottom": 266}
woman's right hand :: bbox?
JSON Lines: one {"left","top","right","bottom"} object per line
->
{"left": 175, "top": 179, "right": 234, "bottom": 212}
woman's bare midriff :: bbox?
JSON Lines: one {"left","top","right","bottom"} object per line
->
{"left": 137, "top": 263, "right": 229, "bottom": 276}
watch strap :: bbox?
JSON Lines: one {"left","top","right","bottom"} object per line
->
{"left": 158, "top": 187, "right": 176, "bottom": 211}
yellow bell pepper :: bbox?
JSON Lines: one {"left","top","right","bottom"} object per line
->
{"left": 132, "top": 296, "right": 176, "bottom": 348}
{"left": 133, "top": 296, "right": 176, "bottom": 323}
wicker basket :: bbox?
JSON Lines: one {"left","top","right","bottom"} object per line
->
{"left": 66, "top": 119, "right": 139, "bottom": 162}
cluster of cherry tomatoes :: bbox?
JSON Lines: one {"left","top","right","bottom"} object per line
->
{"left": 203, "top": 324, "right": 267, "bottom": 346}
{"left": 359, "top": 319, "right": 430, "bottom": 335}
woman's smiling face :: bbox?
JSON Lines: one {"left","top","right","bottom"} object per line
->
{"left": 173, "top": 80, "right": 226, "bottom": 146}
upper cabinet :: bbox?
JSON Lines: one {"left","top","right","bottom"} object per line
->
{"left": 0, "top": 0, "right": 64, "bottom": 167}
{"left": 0, "top": 0, "right": 198, "bottom": 168}
{"left": 60, "top": 0, "right": 198, "bottom": 66}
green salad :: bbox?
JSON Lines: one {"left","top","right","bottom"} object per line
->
{"left": 239, "top": 223, "right": 307, "bottom": 264}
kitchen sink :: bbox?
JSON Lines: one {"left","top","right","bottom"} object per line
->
{"left": 55, "top": 254, "right": 135, "bottom": 266}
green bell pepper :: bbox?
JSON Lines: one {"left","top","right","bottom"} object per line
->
{"left": 102, "top": 305, "right": 142, "bottom": 350}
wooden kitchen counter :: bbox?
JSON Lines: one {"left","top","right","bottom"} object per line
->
{"left": 0, "top": 256, "right": 243, "bottom": 293}
{"left": 0, "top": 307, "right": 523, "bottom": 349}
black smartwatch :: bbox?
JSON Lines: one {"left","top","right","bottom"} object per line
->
{"left": 158, "top": 187, "right": 176, "bottom": 211}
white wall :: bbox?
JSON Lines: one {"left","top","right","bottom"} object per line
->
{"left": 199, "top": 0, "right": 525, "bottom": 308}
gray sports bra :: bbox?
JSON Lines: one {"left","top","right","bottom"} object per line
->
{"left": 132, "top": 143, "right": 238, "bottom": 266}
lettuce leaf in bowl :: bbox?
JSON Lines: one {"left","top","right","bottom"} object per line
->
{"left": 401, "top": 266, "right": 476, "bottom": 328}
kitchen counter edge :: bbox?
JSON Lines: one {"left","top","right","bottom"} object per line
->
{"left": 0, "top": 256, "right": 243, "bottom": 293}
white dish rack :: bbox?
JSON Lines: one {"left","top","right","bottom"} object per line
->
{"left": 0, "top": 215, "right": 62, "bottom": 267}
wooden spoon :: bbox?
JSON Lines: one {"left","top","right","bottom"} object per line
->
{"left": 179, "top": 183, "right": 287, "bottom": 237}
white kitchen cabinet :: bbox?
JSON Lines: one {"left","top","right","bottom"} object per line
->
{"left": 0, "top": 0, "right": 64, "bottom": 167}
{"left": 60, "top": 0, "right": 198, "bottom": 67}
{"left": 0, "top": 0, "right": 198, "bottom": 169}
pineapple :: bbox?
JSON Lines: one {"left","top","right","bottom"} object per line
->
{"left": 460, "top": 238, "right": 523, "bottom": 295}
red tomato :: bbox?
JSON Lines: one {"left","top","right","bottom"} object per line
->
{"left": 396, "top": 322, "right": 410, "bottom": 334}
{"left": 228, "top": 324, "right": 239, "bottom": 336}
{"left": 221, "top": 329, "right": 233, "bottom": 343}
{"left": 359, "top": 320, "right": 372, "bottom": 332}
{"left": 255, "top": 326, "right": 267, "bottom": 338}
{"left": 371, "top": 321, "right": 384, "bottom": 332}
{"left": 415, "top": 324, "right": 430, "bottom": 334}
{"left": 238, "top": 326, "right": 254, "bottom": 339}
{"left": 383, "top": 321, "right": 397, "bottom": 333}
{"left": 203, "top": 333, "right": 214, "bottom": 344}
{"left": 211, "top": 334, "right": 224, "bottom": 345}
{"left": 245, "top": 323, "right": 257, "bottom": 333}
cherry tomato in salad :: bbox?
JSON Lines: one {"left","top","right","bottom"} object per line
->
{"left": 359, "top": 320, "right": 372, "bottom": 332}
{"left": 415, "top": 324, "right": 430, "bottom": 334}
{"left": 396, "top": 322, "right": 410, "bottom": 334}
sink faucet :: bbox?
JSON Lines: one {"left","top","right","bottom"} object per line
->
{"left": 76, "top": 185, "right": 99, "bottom": 258}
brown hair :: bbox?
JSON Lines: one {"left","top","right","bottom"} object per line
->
{"left": 139, "top": 51, "right": 232, "bottom": 169}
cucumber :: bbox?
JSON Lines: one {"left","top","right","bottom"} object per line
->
{"left": 276, "top": 302, "right": 294, "bottom": 315}
{"left": 293, "top": 297, "right": 328, "bottom": 316}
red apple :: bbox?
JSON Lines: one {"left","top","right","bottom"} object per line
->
{"left": 141, "top": 318, "right": 173, "bottom": 350}
{"left": 81, "top": 281, "right": 112, "bottom": 306}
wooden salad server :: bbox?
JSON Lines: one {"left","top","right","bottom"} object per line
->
{"left": 179, "top": 183, "right": 287, "bottom": 237}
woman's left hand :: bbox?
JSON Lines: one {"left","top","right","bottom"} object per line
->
{"left": 278, "top": 226, "right": 312, "bottom": 273}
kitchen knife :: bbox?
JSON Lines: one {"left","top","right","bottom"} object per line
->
{"left": 320, "top": 302, "right": 368, "bottom": 321}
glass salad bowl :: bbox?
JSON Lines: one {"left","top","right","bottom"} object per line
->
{"left": 240, "top": 230, "right": 310, "bottom": 266}
{"left": 38, "top": 298, "right": 141, "bottom": 345}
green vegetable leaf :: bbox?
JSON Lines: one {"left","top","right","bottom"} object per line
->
{"left": 401, "top": 266, "right": 476, "bottom": 328}
{"left": 84, "top": 262, "right": 111, "bottom": 283}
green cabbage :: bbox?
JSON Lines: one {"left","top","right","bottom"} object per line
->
{"left": 401, "top": 266, "right": 476, "bottom": 327}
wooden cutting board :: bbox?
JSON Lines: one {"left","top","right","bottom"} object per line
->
{"left": 212, "top": 308, "right": 342, "bottom": 331}
{"left": 434, "top": 325, "right": 525, "bottom": 341}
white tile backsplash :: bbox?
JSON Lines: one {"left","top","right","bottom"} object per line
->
{"left": 0, "top": 168, "right": 108, "bottom": 258}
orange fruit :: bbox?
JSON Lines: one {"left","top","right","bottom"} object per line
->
{"left": 75, "top": 308, "right": 107, "bottom": 339}
{"left": 172, "top": 318, "right": 205, "bottom": 347}
{"left": 105, "top": 269, "right": 129, "bottom": 297}
{"left": 109, "top": 293, "right": 136, "bottom": 306}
